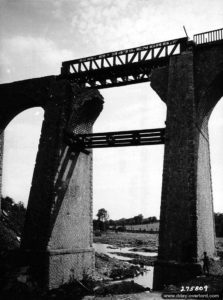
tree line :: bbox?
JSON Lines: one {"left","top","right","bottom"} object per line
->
{"left": 1, "top": 199, "right": 223, "bottom": 237}
{"left": 94, "top": 208, "right": 158, "bottom": 232}
{"left": 95, "top": 207, "right": 223, "bottom": 236}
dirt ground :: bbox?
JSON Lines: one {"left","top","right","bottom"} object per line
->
{"left": 93, "top": 231, "right": 158, "bottom": 251}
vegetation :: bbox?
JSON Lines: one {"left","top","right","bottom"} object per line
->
{"left": 1, "top": 199, "right": 223, "bottom": 237}
{"left": 1, "top": 196, "right": 26, "bottom": 236}
{"left": 0, "top": 197, "right": 26, "bottom": 252}
{"left": 215, "top": 213, "right": 223, "bottom": 237}
{"left": 103, "top": 214, "right": 158, "bottom": 232}
{"left": 93, "top": 208, "right": 223, "bottom": 237}
{"left": 95, "top": 208, "right": 109, "bottom": 232}
{"left": 109, "top": 215, "right": 158, "bottom": 227}
{"left": 96, "top": 208, "right": 109, "bottom": 223}
{"left": 93, "top": 208, "right": 159, "bottom": 232}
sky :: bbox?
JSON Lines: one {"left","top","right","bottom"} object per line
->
{"left": 0, "top": 0, "right": 223, "bottom": 220}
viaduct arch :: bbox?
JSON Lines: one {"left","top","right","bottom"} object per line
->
{"left": 0, "top": 29, "right": 223, "bottom": 290}
{"left": 0, "top": 77, "right": 104, "bottom": 288}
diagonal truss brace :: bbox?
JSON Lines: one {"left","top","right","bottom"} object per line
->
{"left": 61, "top": 37, "right": 188, "bottom": 89}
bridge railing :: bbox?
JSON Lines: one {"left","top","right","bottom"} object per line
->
{"left": 193, "top": 28, "right": 223, "bottom": 45}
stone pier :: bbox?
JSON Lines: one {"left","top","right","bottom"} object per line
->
{"left": 151, "top": 43, "right": 223, "bottom": 289}
{"left": 21, "top": 81, "right": 103, "bottom": 289}
{"left": 0, "top": 77, "right": 103, "bottom": 289}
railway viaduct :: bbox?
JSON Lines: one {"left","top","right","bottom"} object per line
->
{"left": 0, "top": 28, "right": 223, "bottom": 290}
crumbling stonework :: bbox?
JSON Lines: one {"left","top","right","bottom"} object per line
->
{"left": 21, "top": 80, "right": 103, "bottom": 289}
{"left": 0, "top": 77, "right": 103, "bottom": 289}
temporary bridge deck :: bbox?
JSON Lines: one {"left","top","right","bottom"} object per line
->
{"left": 61, "top": 28, "right": 223, "bottom": 89}
{"left": 63, "top": 28, "right": 223, "bottom": 150}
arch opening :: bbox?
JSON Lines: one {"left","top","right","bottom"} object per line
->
{"left": 93, "top": 83, "right": 166, "bottom": 220}
{"left": 92, "top": 83, "right": 166, "bottom": 288}
{"left": 209, "top": 98, "right": 223, "bottom": 215}
{"left": 2, "top": 107, "right": 44, "bottom": 207}
{"left": 204, "top": 70, "right": 223, "bottom": 239}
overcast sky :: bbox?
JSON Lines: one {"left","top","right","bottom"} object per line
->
{"left": 0, "top": 0, "right": 223, "bottom": 220}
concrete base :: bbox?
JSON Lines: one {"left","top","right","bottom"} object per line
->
{"left": 18, "top": 248, "right": 95, "bottom": 289}
{"left": 48, "top": 248, "right": 95, "bottom": 289}
{"left": 153, "top": 260, "right": 202, "bottom": 290}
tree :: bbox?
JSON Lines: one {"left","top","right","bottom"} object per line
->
{"left": 133, "top": 214, "right": 143, "bottom": 225}
{"left": 1, "top": 196, "right": 14, "bottom": 212}
{"left": 96, "top": 208, "right": 109, "bottom": 231}
{"left": 97, "top": 208, "right": 109, "bottom": 222}
{"left": 1, "top": 196, "right": 26, "bottom": 236}
{"left": 215, "top": 213, "right": 223, "bottom": 237}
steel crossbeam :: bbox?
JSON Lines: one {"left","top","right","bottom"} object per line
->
{"left": 64, "top": 128, "right": 165, "bottom": 152}
{"left": 61, "top": 37, "right": 187, "bottom": 89}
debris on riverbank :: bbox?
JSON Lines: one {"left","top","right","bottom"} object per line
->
{"left": 0, "top": 252, "right": 150, "bottom": 300}
{"left": 94, "top": 252, "right": 147, "bottom": 281}
{"left": 93, "top": 281, "right": 149, "bottom": 296}
{"left": 93, "top": 231, "right": 158, "bottom": 269}
{"left": 0, "top": 254, "right": 150, "bottom": 300}
{"left": 1, "top": 230, "right": 223, "bottom": 299}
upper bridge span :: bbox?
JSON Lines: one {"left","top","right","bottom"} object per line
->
{"left": 61, "top": 27, "right": 223, "bottom": 89}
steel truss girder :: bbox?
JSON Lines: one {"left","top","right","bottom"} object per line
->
{"left": 61, "top": 37, "right": 187, "bottom": 88}
{"left": 64, "top": 128, "right": 165, "bottom": 152}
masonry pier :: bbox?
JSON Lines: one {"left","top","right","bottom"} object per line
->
{"left": 151, "top": 42, "right": 223, "bottom": 289}
{"left": 21, "top": 80, "right": 103, "bottom": 288}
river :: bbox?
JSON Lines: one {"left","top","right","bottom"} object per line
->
{"left": 93, "top": 243, "right": 157, "bottom": 289}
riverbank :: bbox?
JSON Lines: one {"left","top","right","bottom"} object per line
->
{"left": 93, "top": 231, "right": 157, "bottom": 286}
{"left": 1, "top": 230, "right": 223, "bottom": 299}
{"left": 93, "top": 231, "right": 158, "bottom": 252}
{"left": 93, "top": 231, "right": 223, "bottom": 297}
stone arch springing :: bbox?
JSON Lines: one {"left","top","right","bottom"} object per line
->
{"left": 197, "top": 69, "right": 223, "bottom": 129}
{"left": 0, "top": 77, "right": 55, "bottom": 213}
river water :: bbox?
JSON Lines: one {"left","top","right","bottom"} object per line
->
{"left": 93, "top": 243, "right": 157, "bottom": 289}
